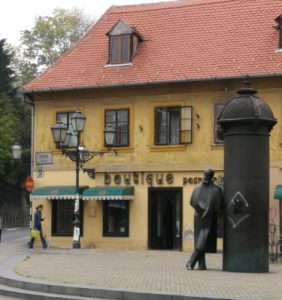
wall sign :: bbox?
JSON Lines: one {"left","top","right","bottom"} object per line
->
{"left": 104, "top": 172, "right": 174, "bottom": 186}
{"left": 35, "top": 152, "right": 53, "bottom": 165}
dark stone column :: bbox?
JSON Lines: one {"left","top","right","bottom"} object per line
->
{"left": 217, "top": 85, "right": 276, "bottom": 273}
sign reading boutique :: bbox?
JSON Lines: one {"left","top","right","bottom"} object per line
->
{"left": 104, "top": 172, "right": 224, "bottom": 186}
{"left": 104, "top": 172, "right": 174, "bottom": 186}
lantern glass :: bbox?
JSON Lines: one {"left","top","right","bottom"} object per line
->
{"left": 63, "top": 130, "right": 72, "bottom": 147}
{"left": 51, "top": 122, "right": 67, "bottom": 144}
{"left": 12, "top": 143, "right": 22, "bottom": 160}
{"left": 71, "top": 110, "right": 86, "bottom": 133}
{"left": 104, "top": 125, "right": 115, "bottom": 146}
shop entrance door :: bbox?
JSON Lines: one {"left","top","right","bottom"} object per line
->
{"left": 148, "top": 188, "right": 182, "bottom": 250}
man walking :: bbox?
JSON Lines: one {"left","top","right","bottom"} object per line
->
{"left": 29, "top": 204, "right": 48, "bottom": 249}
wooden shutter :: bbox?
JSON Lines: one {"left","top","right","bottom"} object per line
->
{"left": 180, "top": 106, "right": 192, "bottom": 144}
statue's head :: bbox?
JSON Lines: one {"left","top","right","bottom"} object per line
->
{"left": 203, "top": 169, "right": 214, "bottom": 184}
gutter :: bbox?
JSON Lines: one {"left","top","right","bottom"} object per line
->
{"left": 21, "top": 73, "right": 282, "bottom": 95}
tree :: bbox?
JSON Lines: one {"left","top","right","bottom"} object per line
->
{"left": 14, "top": 8, "right": 93, "bottom": 85}
{"left": 0, "top": 39, "right": 16, "bottom": 97}
{"left": 0, "top": 39, "right": 24, "bottom": 184}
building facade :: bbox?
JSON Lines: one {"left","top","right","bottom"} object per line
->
{"left": 23, "top": 0, "right": 282, "bottom": 250}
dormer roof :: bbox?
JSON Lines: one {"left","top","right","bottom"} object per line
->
{"left": 23, "top": 0, "right": 282, "bottom": 94}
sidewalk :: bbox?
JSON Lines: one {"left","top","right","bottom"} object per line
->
{"left": 0, "top": 235, "right": 282, "bottom": 300}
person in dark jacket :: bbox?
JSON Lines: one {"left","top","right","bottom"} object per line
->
{"left": 186, "top": 169, "right": 223, "bottom": 270}
{"left": 29, "top": 204, "right": 48, "bottom": 249}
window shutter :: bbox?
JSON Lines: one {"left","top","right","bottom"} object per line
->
{"left": 180, "top": 106, "right": 192, "bottom": 144}
{"left": 214, "top": 104, "right": 224, "bottom": 144}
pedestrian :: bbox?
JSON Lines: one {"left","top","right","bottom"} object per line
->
{"left": 186, "top": 169, "right": 223, "bottom": 270}
{"left": 29, "top": 204, "right": 48, "bottom": 249}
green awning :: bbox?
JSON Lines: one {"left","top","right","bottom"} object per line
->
{"left": 82, "top": 186, "right": 134, "bottom": 200}
{"left": 274, "top": 185, "right": 282, "bottom": 200}
{"left": 31, "top": 186, "right": 89, "bottom": 200}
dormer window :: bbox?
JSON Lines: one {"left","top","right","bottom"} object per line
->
{"left": 275, "top": 14, "right": 282, "bottom": 50}
{"left": 107, "top": 20, "right": 143, "bottom": 65}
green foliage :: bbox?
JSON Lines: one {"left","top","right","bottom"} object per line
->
{"left": 0, "top": 39, "right": 16, "bottom": 97}
{"left": 0, "top": 39, "right": 29, "bottom": 185}
{"left": 1, "top": 8, "right": 93, "bottom": 185}
{"left": 13, "top": 8, "right": 93, "bottom": 84}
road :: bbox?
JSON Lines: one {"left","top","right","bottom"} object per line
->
{"left": 0, "top": 226, "right": 30, "bottom": 299}
{"left": 0, "top": 227, "right": 29, "bottom": 243}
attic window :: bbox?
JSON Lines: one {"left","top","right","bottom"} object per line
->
{"left": 107, "top": 20, "right": 143, "bottom": 65}
{"left": 275, "top": 14, "right": 282, "bottom": 49}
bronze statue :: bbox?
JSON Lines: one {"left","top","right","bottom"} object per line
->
{"left": 186, "top": 169, "right": 223, "bottom": 270}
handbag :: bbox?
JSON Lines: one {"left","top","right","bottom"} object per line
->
{"left": 30, "top": 229, "right": 40, "bottom": 239}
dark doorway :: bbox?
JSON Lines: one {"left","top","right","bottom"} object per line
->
{"left": 148, "top": 188, "right": 182, "bottom": 250}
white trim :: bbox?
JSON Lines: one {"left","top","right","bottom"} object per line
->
{"left": 82, "top": 195, "right": 134, "bottom": 201}
{"left": 104, "top": 63, "right": 133, "bottom": 68}
{"left": 32, "top": 195, "right": 82, "bottom": 200}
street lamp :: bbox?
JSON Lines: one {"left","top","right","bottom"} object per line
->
{"left": 12, "top": 143, "right": 22, "bottom": 160}
{"left": 51, "top": 110, "right": 115, "bottom": 249}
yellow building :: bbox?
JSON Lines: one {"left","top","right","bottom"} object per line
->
{"left": 23, "top": 0, "right": 282, "bottom": 250}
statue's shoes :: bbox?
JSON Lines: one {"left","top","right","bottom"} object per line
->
{"left": 185, "top": 263, "right": 194, "bottom": 270}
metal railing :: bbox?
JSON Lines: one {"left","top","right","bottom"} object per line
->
{"left": 269, "top": 223, "right": 282, "bottom": 263}
{"left": 0, "top": 212, "right": 29, "bottom": 228}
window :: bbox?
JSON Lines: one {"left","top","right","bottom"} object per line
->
{"left": 110, "top": 35, "right": 130, "bottom": 64}
{"left": 105, "top": 109, "right": 129, "bottom": 147}
{"left": 107, "top": 20, "right": 142, "bottom": 65}
{"left": 56, "top": 111, "right": 77, "bottom": 148}
{"left": 154, "top": 106, "right": 192, "bottom": 145}
{"left": 51, "top": 200, "right": 84, "bottom": 236}
{"left": 275, "top": 14, "right": 282, "bottom": 49}
{"left": 214, "top": 104, "right": 224, "bottom": 144}
{"left": 103, "top": 200, "right": 129, "bottom": 237}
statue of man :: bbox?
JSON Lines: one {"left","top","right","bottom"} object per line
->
{"left": 186, "top": 169, "right": 223, "bottom": 270}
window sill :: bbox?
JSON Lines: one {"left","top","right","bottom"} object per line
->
{"left": 103, "top": 147, "right": 133, "bottom": 153}
{"left": 150, "top": 144, "right": 185, "bottom": 152}
{"left": 104, "top": 63, "right": 133, "bottom": 68}
{"left": 210, "top": 143, "right": 224, "bottom": 149}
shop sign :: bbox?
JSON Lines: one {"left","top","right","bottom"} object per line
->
{"left": 183, "top": 175, "right": 224, "bottom": 185}
{"left": 104, "top": 172, "right": 174, "bottom": 186}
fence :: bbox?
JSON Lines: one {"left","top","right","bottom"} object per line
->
{"left": 0, "top": 178, "right": 29, "bottom": 228}
{"left": 1, "top": 211, "right": 30, "bottom": 228}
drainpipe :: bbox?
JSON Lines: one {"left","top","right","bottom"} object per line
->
{"left": 23, "top": 93, "right": 35, "bottom": 230}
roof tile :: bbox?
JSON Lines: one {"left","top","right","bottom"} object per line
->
{"left": 23, "top": 0, "right": 282, "bottom": 92}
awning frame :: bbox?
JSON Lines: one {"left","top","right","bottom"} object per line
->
{"left": 31, "top": 186, "right": 89, "bottom": 200}
{"left": 82, "top": 186, "right": 134, "bottom": 201}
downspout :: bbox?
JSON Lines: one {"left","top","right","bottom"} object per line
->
{"left": 23, "top": 93, "right": 35, "bottom": 179}
{"left": 23, "top": 93, "right": 35, "bottom": 231}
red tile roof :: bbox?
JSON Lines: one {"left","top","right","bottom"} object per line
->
{"left": 23, "top": 0, "right": 282, "bottom": 93}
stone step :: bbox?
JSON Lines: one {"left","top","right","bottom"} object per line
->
{"left": 0, "top": 282, "right": 110, "bottom": 300}
{"left": 0, "top": 275, "right": 124, "bottom": 300}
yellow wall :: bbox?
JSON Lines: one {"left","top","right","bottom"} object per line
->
{"left": 31, "top": 77, "right": 282, "bottom": 250}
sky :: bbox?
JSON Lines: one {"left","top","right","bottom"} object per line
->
{"left": 1, "top": 0, "right": 173, "bottom": 45}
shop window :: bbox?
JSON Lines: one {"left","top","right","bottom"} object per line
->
{"left": 56, "top": 111, "right": 77, "bottom": 148}
{"left": 105, "top": 109, "right": 129, "bottom": 147}
{"left": 154, "top": 106, "right": 192, "bottom": 145}
{"left": 103, "top": 200, "right": 129, "bottom": 237}
{"left": 214, "top": 104, "right": 224, "bottom": 144}
{"left": 52, "top": 200, "right": 83, "bottom": 236}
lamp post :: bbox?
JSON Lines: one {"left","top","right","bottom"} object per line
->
{"left": 12, "top": 143, "right": 33, "bottom": 231}
{"left": 51, "top": 110, "right": 115, "bottom": 249}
